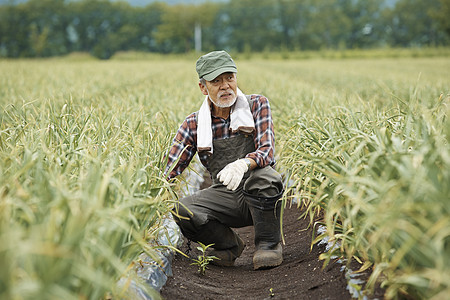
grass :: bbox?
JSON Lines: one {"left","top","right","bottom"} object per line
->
{"left": 0, "top": 54, "right": 449, "bottom": 299}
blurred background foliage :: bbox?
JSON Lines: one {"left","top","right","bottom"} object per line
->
{"left": 0, "top": 0, "right": 449, "bottom": 59}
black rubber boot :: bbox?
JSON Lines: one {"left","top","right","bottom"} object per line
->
{"left": 249, "top": 201, "right": 283, "bottom": 270}
{"left": 242, "top": 166, "right": 284, "bottom": 270}
{"left": 188, "top": 220, "right": 245, "bottom": 267}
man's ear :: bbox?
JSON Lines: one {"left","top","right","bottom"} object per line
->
{"left": 199, "top": 82, "right": 208, "bottom": 95}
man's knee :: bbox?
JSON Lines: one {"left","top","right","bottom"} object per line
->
{"left": 243, "top": 166, "right": 284, "bottom": 210}
{"left": 244, "top": 166, "right": 283, "bottom": 197}
{"left": 172, "top": 198, "right": 192, "bottom": 221}
{"left": 172, "top": 195, "right": 208, "bottom": 239}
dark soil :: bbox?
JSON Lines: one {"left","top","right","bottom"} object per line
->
{"left": 160, "top": 203, "right": 383, "bottom": 300}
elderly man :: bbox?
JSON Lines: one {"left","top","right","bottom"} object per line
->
{"left": 164, "top": 50, "right": 284, "bottom": 270}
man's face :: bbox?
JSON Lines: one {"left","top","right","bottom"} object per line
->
{"left": 200, "top": 72, "right": 238, "bottom": 108}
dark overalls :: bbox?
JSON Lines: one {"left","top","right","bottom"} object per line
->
{"left": 173, "top": 98, "right": 284, "bottom": 260}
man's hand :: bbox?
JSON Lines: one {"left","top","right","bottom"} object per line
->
{"left": 217, "top": 158, "right": 250, "bottom": 191}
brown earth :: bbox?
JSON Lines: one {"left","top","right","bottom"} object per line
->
{"left": 160, "top": 203, "right": 384, "bottom": 300}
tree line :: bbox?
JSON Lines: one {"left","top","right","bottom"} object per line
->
{"left": 1, "top": 0, "right": 449, "bottom": 59}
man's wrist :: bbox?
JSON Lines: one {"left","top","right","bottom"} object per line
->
{"left": 243, "top": 158, "right": 252, "bottom": 171}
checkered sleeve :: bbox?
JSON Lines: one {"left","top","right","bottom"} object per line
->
{"left": 164, "top": 113, "right": 197, "bottom": 179}
{"left": 246, "top": 95, "right": 275, "bottom": 167}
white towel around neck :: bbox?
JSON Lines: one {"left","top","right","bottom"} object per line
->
{"left": 197, "top": 88, "right": 255, "bottom": 154}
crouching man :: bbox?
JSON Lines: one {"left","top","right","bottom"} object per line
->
{"left": 164, "top": 50, "right": 284, "bottom": 270}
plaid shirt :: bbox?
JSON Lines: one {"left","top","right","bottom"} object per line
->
{"left": 164, "top": 94, "right": 275, "bottom": 179}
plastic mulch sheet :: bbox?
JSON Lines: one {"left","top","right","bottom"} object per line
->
{"left": 119, "top": 161, "right": 206, "bottom": 299}
{"left": 118, "top": 214, "right": 184, "bottom": 299}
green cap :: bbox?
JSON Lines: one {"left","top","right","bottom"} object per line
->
{"left": 196, "top": 50, "right": 237, "bottom": 81}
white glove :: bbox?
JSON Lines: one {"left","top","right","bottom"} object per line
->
{"left": 217, "top": 159, "right": 249, "bottom": 191}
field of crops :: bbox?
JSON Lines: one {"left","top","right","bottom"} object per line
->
{"left": 1, "top": 53, "right": 449, "bottom": 299}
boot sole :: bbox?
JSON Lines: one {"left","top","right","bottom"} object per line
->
{"left": 253, "top": 244, "right": 283, "bottom": 270}
{"left": 210, "top": 259, "right": 237, "bottom": 267}
{"left": 253, "top": 256, "right": 283, "bottom": 270}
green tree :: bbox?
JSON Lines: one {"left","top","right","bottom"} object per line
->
{"left": 385, "top": 0, "right": 448, "bottom": 47}
{"left": 154, "top": 4, "right": 195, "bottom": 53}
{"left": 133, "top": 3, "right": 166, "bottom": 52}
{"left": 69, "top": 0, "right": 124, "bottom": 56}
{"left": 338, "top": 0, "right": 385, "bottom": 49}
{"left": 300, "top": 0, "right": 351, "bottom": 50}
{"left": 24, "top": 0, "right": 69, "bottom": 57}
{"left": 0, "top": 4, "right": 29, "bottom": 57}
{"left": 29, "top": 23, "right": 49, "bottom": 56}
{"left": 1, "top": 0, "right": 449, "bottom": 58}
{"left": 154, "top": 3, "right": 218, "bottom": 53}
{"left": 219, "top": 0, "right": 280, "bottom": 52}
{"left": 431, "top": 0, "right": 450, "bottom": 37}
{"left": 190, "top": 2, "right": 221, "bottom": 52}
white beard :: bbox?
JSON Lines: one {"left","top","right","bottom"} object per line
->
{"left": 208, "top": 89, "right": 237, "bottom": 108}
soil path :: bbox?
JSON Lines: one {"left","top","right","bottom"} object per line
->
{"left": 160, "top": 205, "right": 356, "bottom": 300}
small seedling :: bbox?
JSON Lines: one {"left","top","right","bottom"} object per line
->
{"left": 190, "top": 242, "right": 218, "bottom": 275}
{"left": 269, "top": 287, "right": 275, "bottom": 297}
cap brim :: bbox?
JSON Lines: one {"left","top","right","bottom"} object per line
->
{"left": 202, "top": 66, "right": 237, "bottom": 81}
